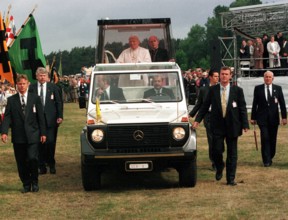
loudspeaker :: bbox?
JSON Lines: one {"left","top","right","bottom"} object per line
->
{"left": 210, "top": 40, "right": 222, "bottom": 72}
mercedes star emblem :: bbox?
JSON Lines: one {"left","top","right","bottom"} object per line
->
{"left": 133, "top": 130, "right": 144, "bottom": 141}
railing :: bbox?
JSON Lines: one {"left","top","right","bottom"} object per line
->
{"left": 222, "top": 57, "right": 288, "bottom": 78}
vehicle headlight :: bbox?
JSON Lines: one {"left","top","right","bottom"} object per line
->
{"left": 91, "top": 129, "right": 104, "bottom": 142}
{"left": 172, "top": 127, "right": 185, "bottom": 140}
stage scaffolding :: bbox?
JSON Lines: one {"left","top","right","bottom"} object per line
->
{"left": 219, "top": 2, "right": 288, "bottom": 79}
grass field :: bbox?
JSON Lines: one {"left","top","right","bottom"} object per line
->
{"left": 0, "top": 103, "right": 288, "bottom": 220}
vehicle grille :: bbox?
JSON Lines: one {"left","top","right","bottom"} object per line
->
{"left": 107, "top": 123, "right": 170, "bottom": 149}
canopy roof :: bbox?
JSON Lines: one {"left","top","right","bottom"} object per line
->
{"left": 221, "top": 2, "right": 288, "bottom": 38}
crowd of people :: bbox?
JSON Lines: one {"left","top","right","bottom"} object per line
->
{"left": 1, "top": 32, "right": 287, "bottom": 192}
{"left": 239, "top": 32, "right": 288, "bottom": 76}
{"left": 182, "top": 67, "right": 216, "bottom": 105}
{"left": 56, "top": 75, "right": 90, "bottom": 103}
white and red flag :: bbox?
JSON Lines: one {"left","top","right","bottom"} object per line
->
{"left": 5, "top": 15, "right": 16, "bottom": 47}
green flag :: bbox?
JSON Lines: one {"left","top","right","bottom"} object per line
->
{"left": 8, "top": 14, "right": 46, "bottom": 82}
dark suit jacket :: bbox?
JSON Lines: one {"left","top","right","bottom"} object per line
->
{"left": 1, "top": 92, "right": 46, "bottom": 144}
{"left": 280, "top": 41, "right": 288, "bottom": 56}
{"left": 29, "top": 82, "right": 63, "bottom": 128}
{"left": 251, "top": 84, "right": 287, "bottom": 126}
{"left": 97, "top": 86, "right": 125, "bottom": 101}
{"left": 195, "top": 84, "right": 249, "bottom": 138}
{"left": 149, "top": 48, "right": 169, "bottom": 62}
{"left": 189, "top": 86, "right": 209, "bottom": 127}
{"left": 240, "top": 45, "right": 250, "bottom": 60}
{"left": 143, "top": 87, "right": 175, "bottom": 99}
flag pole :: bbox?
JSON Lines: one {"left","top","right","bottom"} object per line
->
{"left": 4, "top": 4, "right": 12, "bottom": 27}
{"left": 8, "top": 4, "right": 38, "bottom": 48}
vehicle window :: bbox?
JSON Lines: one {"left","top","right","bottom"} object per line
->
{"left": 91, "top": 72, "right": 181, "bottom": 103}
{"left": 102, "top": 27, "right": 167, "bottom": 63}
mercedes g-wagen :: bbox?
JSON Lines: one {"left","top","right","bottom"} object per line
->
{"left": 80, "top": 18, "right": 197, "bottom": 190}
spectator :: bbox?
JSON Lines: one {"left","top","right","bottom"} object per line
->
{"left": 70, "top": 76, "right": 79, "bottom": 103}
{"left": 239, "top": 39, "right": 250, "bottom": 61}
{"left": 79, "top": 79, "right": 88, "bottom": 99}
{"left": 275, "top": 32, "right": 284, "bottom": 49}
{"left": 267, "top": 36, "right": 281, "bottom": 68}
{"left": 253, "top": 37, "right": 264, "bottom": 71}
{"left": 262, "top": 34, "right": 269, "bottom": 69}
{"left": 187, "top": 71, "right": 197, "bottom": 105}
{"left": 200, "top": 71, "right": 209, "bottom": 87}
{"left": 62, "top": 76, "right": 71, "bottom": 102}
{"left": 280, "top": 37, "right": 288, "bottom": 73}
{"left": 247, "top": 39, "right": 255, "bottom": 68}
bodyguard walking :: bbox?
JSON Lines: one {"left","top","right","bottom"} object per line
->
{"left": 1, "top": 74, "right": 46, "bottom": 193}
{"left": 251, "top": 71, "right": 287, "bottom": 167}
{"left": 29, "top": 67, "right": 63, "bottom": 174}
{"left": 192, "top": 67, "right": 249, "bottom": 186}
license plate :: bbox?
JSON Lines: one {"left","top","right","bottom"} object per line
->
{"left": 125, "top": 161, "right": 153, "bottom": 171}
{"left": 129, "top": 163, "right": 149, "bottom": 169}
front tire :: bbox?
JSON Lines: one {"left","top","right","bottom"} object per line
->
{"left": 81, "top": 163, "right": 101, "bottom": 191}
{"left": 178, "top": 159, "right": 197, "bottom": 187}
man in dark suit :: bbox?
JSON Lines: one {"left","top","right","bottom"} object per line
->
{"left": 29, "top": 67, "right": 63, "bottom": 175}
{"left": 193, "top": 66, "right": 249, "bottom": 186}
{"left": 148, "top": 35, "right": 170, "bottom": 62}
{"left": 251, "top": 71, "right": 287, "bottom": 167}
{"left": 1, "top": 74, "right": 46, "bottom": 193}
{"left": 95, "top": 75, "right": 126, "bottom": 101}
{"left": 189, "top": 69, "right": 219, "bottom": 170}
{"left": 280, "top": 38, "right": 288, "bottom": 74}
{"left": 143, "top": 75, "right": 175, "bottom": 99}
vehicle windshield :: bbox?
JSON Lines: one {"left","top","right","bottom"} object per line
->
{"left": 91, "top": 72, "right": 182, "bottom": 104}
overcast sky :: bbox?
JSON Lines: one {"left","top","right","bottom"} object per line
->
{"left": 0, "top": 0, "right": 279, "bottom": 54}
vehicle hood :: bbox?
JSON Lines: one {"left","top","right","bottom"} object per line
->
{"left": 97, "top": 105, "right": 187, "bottom": 124}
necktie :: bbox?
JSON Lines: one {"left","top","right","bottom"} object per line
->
{"left": 40, "top": 84, "right": 44, "bottom": 107}
{"left": 267, "top": 85, "right": 272, "bottom": 104}
{"left": 104, "top": 90, "right": 109, "bottom": 100}
{"left": 221, "top": 87, "right": 227, "bottom": 118}
{"left": 21, "top": 95, "right": 25, "bottom": 114}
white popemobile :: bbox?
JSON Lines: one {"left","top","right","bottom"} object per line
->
{"left": 80, "top": 18, "right": 197, "bottom": 190}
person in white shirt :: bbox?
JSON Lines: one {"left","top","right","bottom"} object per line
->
{"left": 267, "top": 36, "right": 281, "bottom": 68}
{"left": 117, "top": 35, "right": 151, "bottom": 63}
{"left": 117, "top": 35, "right": 151, "bottom": 86}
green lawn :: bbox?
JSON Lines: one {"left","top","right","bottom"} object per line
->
{"left": 0, "top": 102, "right": 287, "bottom": 219}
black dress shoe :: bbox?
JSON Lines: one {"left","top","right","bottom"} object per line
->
{"left": 227, "top": 181, "right": 237, "bottom": 186}
{"left": 39, "top": 166, "right": 47, "bottom": 174}
{"left": 215, "top": 170, "right": 223, "bottom": 181}
{"left": 21, "top": 185, "right": 31, "bottom": 193}
{"left": 49, "top": 166, "right": 56, "bottom": 174}
{"left": 264, "top": 162, "right": 272, "bottom": 167}
{"left": 31, "top": 183, "right": 39, "bottom": 192}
